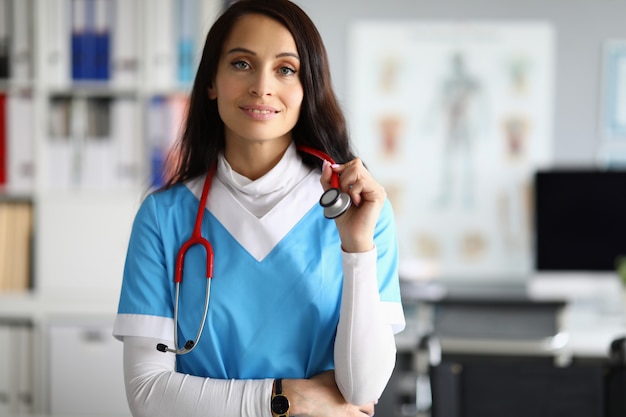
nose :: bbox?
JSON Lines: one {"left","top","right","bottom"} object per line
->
{"left": 249, "top": 70, "right": 273, "bottom": 97}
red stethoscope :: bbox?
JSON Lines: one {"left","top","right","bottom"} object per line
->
{"left": 156, "top": 145, "right": 351, "bottom": 354}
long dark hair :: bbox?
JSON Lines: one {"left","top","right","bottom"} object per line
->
{"left": 162, "top": 0, "right": 355, "bottom": 188}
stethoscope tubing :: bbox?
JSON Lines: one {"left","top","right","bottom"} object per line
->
{"left": 157, "top": 165, "right": 216, "bottom": 354}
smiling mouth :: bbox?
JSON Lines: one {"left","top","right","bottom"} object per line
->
{"left": 242, "top": 106, "right": 279, "bottom": 115}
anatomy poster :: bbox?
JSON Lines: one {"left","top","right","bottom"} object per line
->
{"left": 348, "top": 21, "right": 554, "bottom": 280}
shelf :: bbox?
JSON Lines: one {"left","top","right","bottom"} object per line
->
{"left": 0, "top": 1, "right": 223, "bottom": 414}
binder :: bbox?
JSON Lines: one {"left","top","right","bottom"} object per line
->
{"left": 15, "top": 323, "right": 33, "bottom": 414}
{"left": 145, "top": 0, "right": 175, "bottom": 88}
{"left": 111, "top": 0, "right": 139, "bottom": 86}
{"left": 46, "top": 96, "right": 74, "bottom": 188}
{"left": 45, "top": 0, "right": 71, "bottom": 87}
{"left": 0, "top": 0, "right": 9, "bottom": 79}
{"left": 177, "top": 0, "right": 197, "bottom": 84}
{"left": 6, "top": 91, "right": 35, "bottom": 192}
{"left": 93, "top": 0, "right": 111, "bottom": 80}
{"left": 71, "top": 0, "right": 90, "bottom": 80}
{"left": 146, "top": 96, "right": 168, "bottom": 187}
{"left": 0, "top": 93, "right": 6, "bottom": 186}
{"left": 82, "top": 97, "right": 113, "bottom": 187}
{"left": 9, "top": 0, "right": 34, "bottom": 82}
{"left": 111, "top": 97, "right": 140, "bottom": 189}
{"left": 72, "top": 0, "right": 110, "bottom": 80}
{"left": 0, "top": 324, "right": 12, "bottom": 413}
{"left": 0, "top": 322, "right": 33, "bottom": 414}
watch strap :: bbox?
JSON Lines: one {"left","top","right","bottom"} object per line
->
{"left": 275, "top": 378, "right": 283, "bottom": 395}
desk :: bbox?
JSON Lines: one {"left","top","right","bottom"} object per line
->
{"left": 379, "top": 279, "right": 626, "bottom": 417}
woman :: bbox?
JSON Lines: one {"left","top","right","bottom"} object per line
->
{"left": 113, "top": 1, "right": 405, "bottom": 416}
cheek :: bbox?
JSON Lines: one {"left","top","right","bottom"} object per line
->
{"left": 211, "top": 74, "right": 242, "bottom": 100}
{"left": 286, "top": 86, "right": 304, "bottom": 112}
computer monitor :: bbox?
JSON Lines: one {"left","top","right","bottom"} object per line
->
{"left": 534, "top": 168, "right": 626, "bottom": 272}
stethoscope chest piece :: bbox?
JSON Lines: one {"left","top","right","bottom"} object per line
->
{"left": 320, "top": 188, "right": 352, "bottom": 219}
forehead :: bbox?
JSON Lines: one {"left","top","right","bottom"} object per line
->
{"left": 223, "top": 13, "right": 297, "bottom": 53}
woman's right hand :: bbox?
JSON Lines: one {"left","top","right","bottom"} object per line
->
{"left": 282, "top": 371, "right": 375, "bottom": 417}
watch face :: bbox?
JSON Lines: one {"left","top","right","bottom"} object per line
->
{"left": 271, "top": 394, "right": 290, "bottom": 414}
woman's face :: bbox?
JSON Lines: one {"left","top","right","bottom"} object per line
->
{"left": 208, "top": 14, "right": 304, "bottom": 149}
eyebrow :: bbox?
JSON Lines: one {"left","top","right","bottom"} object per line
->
{"left": 226, "top": 47, "right": 300, "bottom": 60}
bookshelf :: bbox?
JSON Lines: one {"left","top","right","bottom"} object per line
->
{"left": 0, "top": 0, "right": 222, "bottom": 415}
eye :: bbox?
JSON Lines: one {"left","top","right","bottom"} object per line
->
{"left": 279, "top": 66, "right": 297, "bottom": 76}
{"left": 232, "top": 60, "right": 250, "bottom": 70}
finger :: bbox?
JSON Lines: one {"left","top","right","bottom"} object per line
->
{"left": 358, "top": 402, "right": 375, "bottom": 416}
{"left": 346, "top": 179, "right": 364, "bottom": 207}
{"left": 320, "top": 160, "right": 334, "bottom": 190}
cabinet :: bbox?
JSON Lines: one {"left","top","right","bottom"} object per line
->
{"left": 0, "top": 0, "right": 222, "bottom": 414}
{"left": 47, "top": 317, "right": 127, "bottom": 416}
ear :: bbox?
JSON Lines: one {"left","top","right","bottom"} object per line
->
{"left": 208, "top": 85, "right": 217, "bottom": 100}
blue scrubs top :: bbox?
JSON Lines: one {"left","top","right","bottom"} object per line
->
{"left": 113, "top": 170, "right": 404, "bottom": 380}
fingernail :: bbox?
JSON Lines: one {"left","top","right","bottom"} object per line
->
{"left": 331, "top": 163, "right": 340, "bottom": 169}
{"left": 322, "top": 160, "right": 328, "bottom": 170}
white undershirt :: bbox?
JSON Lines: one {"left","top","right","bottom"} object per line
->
{"left": 121, "top": 144, "right": 398, "bottom": 417}
{"left": 217, "top": 143, "right": 314, "bottom": 218}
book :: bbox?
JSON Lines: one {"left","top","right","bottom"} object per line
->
{"left": 0, "top": 203, "right": 9, "bottom": 292}
{"left": 0, "top": 202, "right": 33, "bottom": 292}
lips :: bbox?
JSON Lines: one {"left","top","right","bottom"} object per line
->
{"left": 241, "top": 105, "right": 279, "bottom": 119}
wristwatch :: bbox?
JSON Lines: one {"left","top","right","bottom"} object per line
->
{"left": 271, "top": 378, "right": 290, "bottom": 417}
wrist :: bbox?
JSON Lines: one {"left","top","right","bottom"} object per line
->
{"left": 271, "top": 378, "right": 290, "bottom": 417}
{"left": 278, "top": 379, "right": 310, "bottom": 417}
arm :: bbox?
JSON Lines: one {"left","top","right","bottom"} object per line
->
{"left": 123, "top": 336, "right": 273, "bottom": 417}
{"left": 320, "top": 159, "right": 401, "bottom": 405}
{"left": 123, "top": 336, "right": 375, "bottom": 417}
{"left": 334, "top": 249, "right": 397, "bottom": 406}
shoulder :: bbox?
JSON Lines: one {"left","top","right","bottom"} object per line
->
{"left": 132, "top": 182, "right": 200, "bottom": 229}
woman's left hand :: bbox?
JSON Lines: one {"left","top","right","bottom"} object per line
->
{"left": 321, "top": 158, "right": 386, "bottom": 253}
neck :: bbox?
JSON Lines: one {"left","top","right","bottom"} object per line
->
{"left": 224, "top": 138, "right": 292, "bottom": 180}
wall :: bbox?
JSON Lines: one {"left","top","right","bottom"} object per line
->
{"left": 297, "top": 0, "right": 626, "bottom": 165}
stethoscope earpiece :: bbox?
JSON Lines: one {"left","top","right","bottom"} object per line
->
{"left": 320, "top": 188, "right": 352, "bottom": 219}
